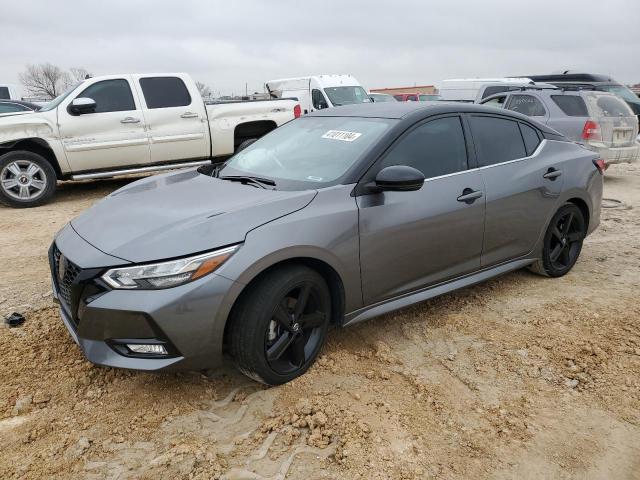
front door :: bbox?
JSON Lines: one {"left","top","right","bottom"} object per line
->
{"left": 58, "top": 77, "right": 150, "bottom": 172}
{"left": 357, "top": 115, "right": 486, "bottom": 305}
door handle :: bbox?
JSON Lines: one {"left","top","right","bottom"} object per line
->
{"left": 180, "top": 112, "right": 199, "bottom": 119}
{"left": 543, "top": 168, "right": 563, "bottom": 180}
{"left": 120, "top": 117, "right": 140, "bottom": 124}
{"left": 457, "top": 188, "right": 483, "bottom": 204}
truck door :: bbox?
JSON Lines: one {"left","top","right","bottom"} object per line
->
{"left": 134, "top": 75, "right": 209, "bottom": 163}
{"left": 58, "top": 77, "right": 151, "bottom": 172}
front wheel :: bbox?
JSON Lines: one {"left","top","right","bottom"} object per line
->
{"left": 0, "top": 151, "right": 57, "bottom": 208}
{"left": 529, "top": 203, "right": 586, "bottom": 277}
{"left": 227, "top": 265, "right": 331, "bottom": 385}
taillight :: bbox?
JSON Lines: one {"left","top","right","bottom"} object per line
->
{"left": 582, "top": 120, "right": 601, "bottom": 141}
{"left": 293, "top": 104, "right": 301, "bottom": 118}
{"left": 593, "top": 158, "right": 606, "bottom": 174}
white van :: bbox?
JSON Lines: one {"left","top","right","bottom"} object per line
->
{"left": 438, "top": 78, "right": 535, "bottom": 103}
{"left": 265, "top": 75, "right": 371, "bottom": 114}
{"left": 0, "top": 84, "right": 22, "bottom": 100}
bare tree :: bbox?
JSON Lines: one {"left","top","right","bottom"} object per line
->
{"left": 69, "top": 67, "right": 92, "bottom": 83}
{"left": 196, "top": 81, "right": 212, "bottom": 99}
{"left": 19, "top": 63, "right": 71, "bottom": 99}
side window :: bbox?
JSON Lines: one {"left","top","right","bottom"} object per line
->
{"left": 394, "top": 95, "right": 403, "bottom": 101}
{"left": 0, "top": 103, "right": 28, "bottom": 113}
{"left": 77, "top": 79, "right": 135, "bottom": 113}
{"left": 551, "top": 95, "right": 588, "bottom": 116}
{"left": 0, "top": 87, "right": 10, "bottom": 99}
{"left": 507, "top": 94, "right": 546, "bottom": 117}
{"left": 519, "top": 123, "right": 541, "bottom": 156}
{"left": 380, "top": 116, "right": 468, "bottom": 179}
{"left": 482, "top": 96, "right": 507, "bottom": 108}
{"left": 312, "top": 89, "right": 328, "bottom": 109}
{"left": 469, "top": 116, "right": 526, "bottom": 166}
{"left": 406, "top": 95, "right": 418, "bottom": 102}
{"left": 139, "top": 77, "right": 191, "bottom": 109}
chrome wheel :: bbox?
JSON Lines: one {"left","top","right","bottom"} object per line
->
{"left": 1, "top": 160, "right": 47, "bottom": 200}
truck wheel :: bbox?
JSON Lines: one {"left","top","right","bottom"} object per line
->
{"left": 236, "top": 138, "right": 257, "bottom": 153}
{"left": 227, "top": 265, "right": 331, "bottom": 385}
{"left": 0, "top": 151, "right": 57, "bottom": 208}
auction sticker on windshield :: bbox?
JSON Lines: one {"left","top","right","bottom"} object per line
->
{"left": 322, "top": 130, "right": 362, "bottom": 142}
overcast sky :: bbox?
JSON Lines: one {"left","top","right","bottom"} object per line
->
{"left": 2, "top": 0, "right": 639, "bottom": 96}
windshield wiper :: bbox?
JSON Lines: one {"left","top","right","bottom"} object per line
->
{"left": 219, "top": 175, "right": 276, "bottom": 189}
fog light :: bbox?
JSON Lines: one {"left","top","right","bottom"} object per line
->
{"left": 127, "top": 344, "right": 168, "bottom": 355}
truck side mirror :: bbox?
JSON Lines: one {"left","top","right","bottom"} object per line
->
{"left": 68, "top": 97, "right": 97, "bottom": 115}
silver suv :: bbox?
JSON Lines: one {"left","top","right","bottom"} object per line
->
{"left": 480, "top": 87, "right": 639, "bottom": 166}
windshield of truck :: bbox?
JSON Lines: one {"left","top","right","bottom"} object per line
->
{"left": 39, "top": 82, "right": 82, "bottom": 112}
{"left": 323, "top": 86, "right": 371, "bottom": 106}
{"left": 219, "top": 116, "right": 395, "bottom": 189}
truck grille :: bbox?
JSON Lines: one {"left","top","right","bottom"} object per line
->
{"left": 53, "top": 246, "right": 81, "bottom": 313}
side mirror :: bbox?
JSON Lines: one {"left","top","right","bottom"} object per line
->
{"left": 68, "top": 97, "right": 96, "bottom": 115}
{"left": 372, "top": 165, "right": 425, "bottom": 192}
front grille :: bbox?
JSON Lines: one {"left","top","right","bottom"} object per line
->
{"left": 52, "top": 245, "right": 81, "bottom": 314}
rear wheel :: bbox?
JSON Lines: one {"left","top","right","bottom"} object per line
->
{"left": 0, "top": 151, "right": 57, "bottom": 208}
{"left": 227, "top": 265, "right": 331, "bottom": 385}
{"left": 529, "top": 203, "right": 586, "bottom": 277}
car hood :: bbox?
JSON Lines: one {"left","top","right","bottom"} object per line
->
{"left": 71, "top": 169, "right": 316, "bottom": 263}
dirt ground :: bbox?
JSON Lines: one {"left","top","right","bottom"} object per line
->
{"left": 1, "top": 164, "right": 639, "bottom": 480}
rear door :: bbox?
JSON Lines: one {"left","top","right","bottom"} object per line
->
{"left": 358, "top": 115, "right": 485, "bottom": 304}
{"left": 58, "top": 77, "right": 150, "bottom": 171}
{"left": 134, "top": 75, "right": 209, "bottom": 163}
{"left": 468, "top": 114, "right": 563, "bottom": 266}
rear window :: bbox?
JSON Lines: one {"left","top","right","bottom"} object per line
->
{"left": 551, "top": 95, "right": 588, "bottom": 116}
{"left": 139, "top": 77, "right": 192, "bottom": 109}
{"left": 0, "top": 87, "right": 9, "bottom": 99}
{"left": 584, "top": 93, "right": 635, "bottom": 118}
{"left": 469, "top": 116, "right": 526, "bottom": 166}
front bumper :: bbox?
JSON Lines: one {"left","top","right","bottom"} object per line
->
{"left": 49, "top": 225, "right": 238, "bottom": 371}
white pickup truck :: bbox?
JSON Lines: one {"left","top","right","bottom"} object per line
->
{"left": 0, "top": 73, "right": 300, "bottom": 207}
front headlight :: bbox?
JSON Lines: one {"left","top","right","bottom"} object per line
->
{"left": 101, "top": 245, "right": 239, "bottom": 290}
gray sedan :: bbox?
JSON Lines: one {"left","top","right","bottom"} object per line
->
{"left": 49, "top": 102, "right": 603, "bottom": 385}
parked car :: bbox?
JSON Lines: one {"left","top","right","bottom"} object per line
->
{"left": 49, "top": 102, "right": 603, "bottom": 385}
{"left": 0, "top": 100, "right": 41, "bottom": 116}
{"left": 0, "top": 73, "right": 300, "bottom": 208}
{"left": 519, "top": 73, "right": 640, "bottom": 120}
{"left": 266, "top": 75, "right": 370, "bottom": 114}
{"left": 419, "top": 94, "right": 441, "bottom": 101}
{"left": 439, "top": 78, "right": 535, "bottom": 103}
{"left": 368, "top": 92, "right": 397, "bottom": 102}
{"left": 480, "top": 87, "right": 639, "bottom": 166}
{"left": 393, "top": 93, "right": 421, "bottom": 102}
{"left": 0, "top": 84, "right": 22, "bottom": 100}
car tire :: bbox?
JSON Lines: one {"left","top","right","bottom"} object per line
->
{"left": 0, "top": 150, "right": 57, "bottom": 208}
{"left": 227, "top": 265, "right": 331, "bottom": 385}
{"left": 529, "top": 203, "right": 586, "bottom": 277}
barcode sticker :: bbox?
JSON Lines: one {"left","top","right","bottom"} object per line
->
{"left": 322, "top": 130, "right": 362, "bottom": 142}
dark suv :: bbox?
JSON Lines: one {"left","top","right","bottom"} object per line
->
{"left": 519, "top": 73, "right": 640, "bottom": 120}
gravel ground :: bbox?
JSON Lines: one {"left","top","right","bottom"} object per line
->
{"left": 1, "top": 164, "right": 639, "bottom": 479}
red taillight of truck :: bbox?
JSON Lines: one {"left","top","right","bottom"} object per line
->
{"left": 293, "top": 104, "right": 302, "bottom": 118}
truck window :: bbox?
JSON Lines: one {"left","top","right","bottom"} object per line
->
{"left": 0, "top": 87, "right": 10, "bottom": 100}
{"left": 78, "top": 79, "right": 135, "bottom": 113}
{"left": 139, "top": 77, "right": 191, "bottom": 109}
{"left": 312, "top": 89, "right": 328, "bottom": 109}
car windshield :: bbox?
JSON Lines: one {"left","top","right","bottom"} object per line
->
{"left": 39, "top": 82, "right": 82, "bottom": 112}
{"left": 219, "top": 116, "right": 395, "bottom": 189}
{"left": 323, "top": 86, "right": 371, "bottom": 106}
{"left": 599, "top": 85, "right": 640, "bottom": 105}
